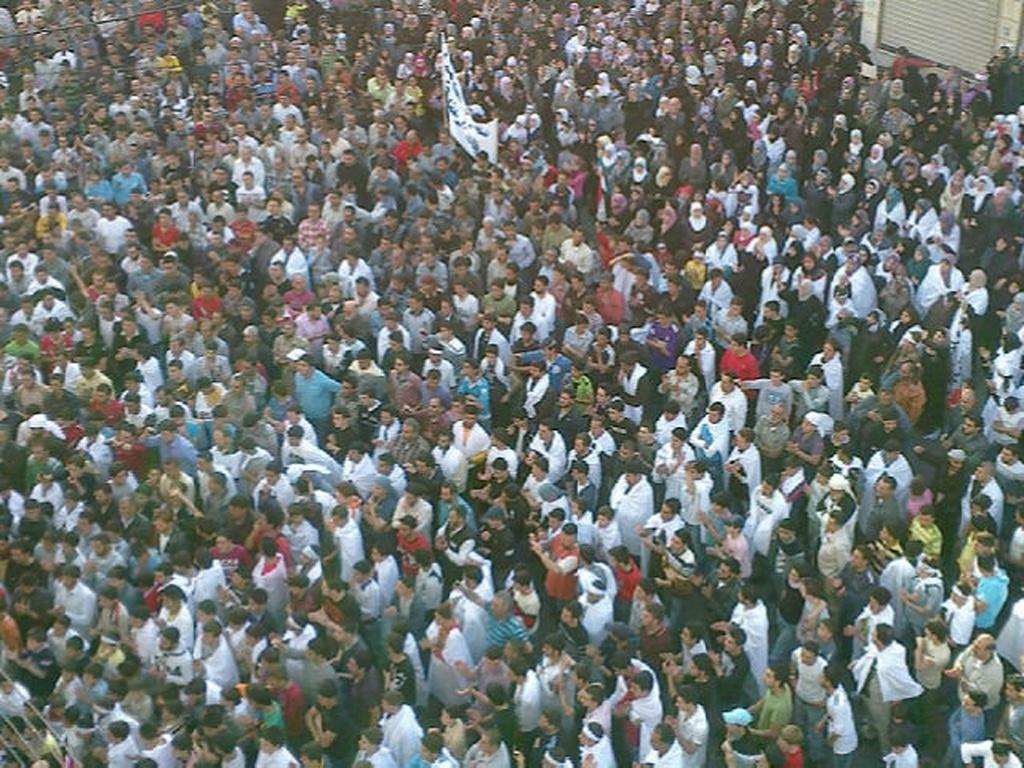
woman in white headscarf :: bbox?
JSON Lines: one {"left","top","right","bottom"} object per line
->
{"left": 496, "top": 74, "right": 515, "bottom": 102}
{"left": 683, "top": 200, "right": 710, "bottom": 251}
{"left": 632, "top": 156, "right": 649, "bottom": 186}
{"left": 756, "top": 258, "right": 791, "bottom": 325}
{"left": 706, "top": 230, "right": 739, "bottom": 274}
{"left": 832, "top": 172, "right": 858, "bottom": 228}
{"left": 864, "top": 143, "right": 888, "bottom": 181}
{"left": 826, "top": 284, "right": 858, "bottom": 357}
{"left": 749, "top": 225, "right": 778, "bottom": 263}
{"left": 847, "top": 128, "right": 865, "bottom": 158}
{"left": 565, "top": 25, "right": 589, "bottom": 63}
{"left": 552, "top": 78, "right": 580, "bottom": 117}
{"left": 503, "top": 115, "right": 529, "bottom": 144}
{"left": 555, "top": 109, "right": 579, "bottom": 148}
{"left": 937, "top": 169, "right": 965, "bottom": 217}
{"left": 741, "top": 40, "right": 759, "bottom": 71}
{"left": 595, "top": 71, "right": 615, "bottom": 98}
{"left": 624, "top": 208, "right": 655, "bottom": 248}
{"left": 965, "top": 172, "right": 995, "bottom": 214}
{"left": 962, "top": 269, "right": 990, "bottom": 316}
{"left": 595, "top": 136, "right": 620, "bottom": 222}
{"left": 836, "top": 253, "right": 879, "bottom": 319}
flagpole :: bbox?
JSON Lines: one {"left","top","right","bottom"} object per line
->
{"left": 440, "top": 34, "right": 450, "bottom": 133}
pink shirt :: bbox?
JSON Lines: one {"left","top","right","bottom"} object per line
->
{"left": 906, "top": 489, "right": 934, "bottom": 519}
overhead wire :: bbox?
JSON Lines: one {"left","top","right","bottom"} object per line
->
{"left": 0, "top": 2, "right": 194, "bottom": 43}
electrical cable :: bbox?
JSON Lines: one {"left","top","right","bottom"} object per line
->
{"left": 0, "top": 2, "right": 204, "bottom": 43}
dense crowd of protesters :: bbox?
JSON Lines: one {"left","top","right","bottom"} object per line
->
{"left": 4, "top": 0, "right": 1024, "bottom": 767}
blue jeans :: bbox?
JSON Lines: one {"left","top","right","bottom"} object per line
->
{"left": 832, "top": 752, "right": 856, "bottom": 768}
{"left": 794, "top": 699, "right": 827, "bottom": 762}
{"left": 769, "top": 618, "right": 798, "bottom": 664}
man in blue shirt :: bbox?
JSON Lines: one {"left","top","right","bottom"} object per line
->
{"left": 518, "top": 340, "right": 572, "bottom": 394}
{"left": 293, "top": 354, "right": 341, "bottom": 437}
{"left": 975, "top": 553, "right": 1009, "bottom": 630}
{"left": 146, "top": 420, "right": 198, "bottom": 476}
{"left": 457, "top": 359, "right": 491, "bottom": 423}
{"left": 110, "top": 162, "right": 148, "bottom": 207}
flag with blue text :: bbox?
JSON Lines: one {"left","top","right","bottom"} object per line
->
{"left": 440, "top": 39, "right": 498, "bottom": 164}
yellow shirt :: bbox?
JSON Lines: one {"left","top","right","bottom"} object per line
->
{"left": 909, "top": 518, "right": 942, "bottom": 560}
{"left": 958, "top": 532, "right": 979, "bottom": 579}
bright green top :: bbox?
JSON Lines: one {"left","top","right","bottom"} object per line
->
{"left": 757, "top": 685, "right": 794, "bottom": 732}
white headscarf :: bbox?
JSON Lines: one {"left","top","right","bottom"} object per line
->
{"left": 741, "top": 40, "right": 758, "bottom": 68}
{"left": 849, "top": 128, "right": 864, "bottom": 156}
{"left": 688, "top": 201, "right": 707, "bottom": 231}
{"left": 632, "top": 157, "right": 648, "bottom": 184}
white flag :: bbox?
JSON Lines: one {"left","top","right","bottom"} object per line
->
{"left": 441, "top": 39, "right": 499, "bottom": 164}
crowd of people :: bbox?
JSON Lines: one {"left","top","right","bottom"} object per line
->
{"left": 4, "top": 0, "right": 1024, "bottom": 766}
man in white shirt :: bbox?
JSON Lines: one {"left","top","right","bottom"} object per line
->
{"left": 352, "top": 560, "right": 382, "bottom": 623}
{"left": 960, "top": 740, "right": 1023, "bottom": 768}
{"left": 155, "top": 626, "right": 193, "bottom": 685}
{"left": 559, "top": 229, "right": 595, "bottom": 276}
{"left": 822, "top": 665, "right": 858, "bottom": 767}
{"left": 54, "top": 565, "right": 97, "bottom": 635}
{"left": 255, "top": 727, "right": 301, "bottom": 768}
{"left": 511, "top": 299, "right": 552, "bottom": 345}
{"left": 137, "top": 722, "right": 176, "bottom": 768}
{"left": 232, "top": 145, "right": 266, "bottom": 188}
{"left": 106, "top": 720, "right": 140, "bottom": 768}
{"left": 689, "top": 402, "right": 731, "bottom": 473}
{"left": 95, "top": 203, "right": 133, "bottom": 254}
{"left": 791, "top": 641, "right": 829, "bottom": 762}
{"left": 710, "top": 372, "right": 749, "bottom": 433}
{"left": 852, "top": 624, "right": 923, "bottom": 754}
{"left": 643, "top": 722, "right": 684, "bottom": 768}
{"left": 379, "top": 692, "right": 424, "bottom": 767}
{"left": 529, "top": 422, "right": 568, "bottom": 484}
{"left": 522, "top": 361, "right": 553, "bottom": 421}
{"left": 352, "top": 726, "right": 400, "bottom": 768}
{"left": 341, "top": 445, "right": 378, "bottom": 499}
{"left": 451, "top": 405, "right": 491, "bottom": 465}
{"left": 675, "top": 685, "right": 709, "bottom": 767}
{"left": 510, "top": 660, "right": 543, "bottom": 736}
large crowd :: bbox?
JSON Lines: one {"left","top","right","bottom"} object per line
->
{"left": 3, "top": 0, "right": 1024, "bottom": 767}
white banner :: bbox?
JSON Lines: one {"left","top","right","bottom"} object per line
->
{"left": 440, "top": 40, "right": 499, "bottom": 164}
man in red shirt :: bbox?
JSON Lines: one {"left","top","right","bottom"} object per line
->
{"left": 611, "top": 546, "right": 642, "bottom": 620}
{"left": 88, "top": 384, "right": 125, "bottom": 426}
{"left": 230, "top": 208, "right": 257, "bottom": 254}
{"left": 267, "top": 665, "right": 306, "bottom": 742}
{"left": 391, "top": 129, "right": 423, "bottom": 174}
{"left": 595, "top": 273, "right": 626, "bottom": 326}
{"left": 720, "top": 333, "right": 762, "bottom": 396}
{"left": 149, "top": 210, "right": 180, "bottom": 256}
{"left": 396, "top": 515, "right": 432, "bottom": 576}
{"left": 212, "top": 533, "right": 254, "bottom": 579}
{"left": 192, "top": 283, "right": 224, "bottom": 321}
{"left": 639, "top": 602, "right": 677, "bottom": 669}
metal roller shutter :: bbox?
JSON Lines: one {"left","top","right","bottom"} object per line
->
{"left": 879, "top": 0, "right": 999, "bottom": 73}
